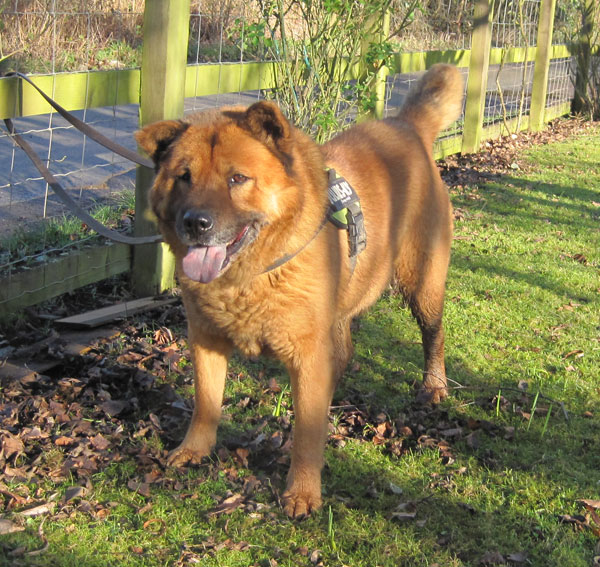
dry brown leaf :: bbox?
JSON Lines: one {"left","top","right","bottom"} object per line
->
{"left": 100, "top": 400, "right": 129, "bottom": 417}
{"left": 54, "top": 436, "right": 77, "bottom": 447}
{"left": 142, "top": 518, "right": 166, "bottom": 535}
{"left": 127, "top": 480, "right": 151, "bottom": 498}
{"left": 209, "top": 493, "right": 245, "bottom": 516}
{"left": 63, "top": 486, "right": 86, "bottom": 503}
{"left": 1, "top": 433, "right": 24, "bottom": 458}
{"left": 89, "top": 434, "right": 110, "bottom": 451}
{"left": 479, "top": 550, "right": 506, "bottom": 565}
{"left": 18, "top": 502, "right": 55, "bottom": 517}
{"left": 0, "top": 519, "right": 25, "bottom": 535}
{"left": 507, "top": 551, "right": 528, "bottom": 563}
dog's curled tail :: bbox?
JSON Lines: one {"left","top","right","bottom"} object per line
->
{"left": 396, "top": 63, "right": 464, "bottom": 148}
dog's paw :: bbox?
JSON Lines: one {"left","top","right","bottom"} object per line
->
{"left": 282, "top": 486, "right": 322, "bottom": 519}
{"left": 166, "top": 445, "right": 209, "bottom": 467}
{"left": 416, "top": 385, "right": 448, "bottom": 405}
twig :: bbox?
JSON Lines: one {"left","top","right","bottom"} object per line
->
{"left": 25, "top": 517, "right": 49, "bottom": 557}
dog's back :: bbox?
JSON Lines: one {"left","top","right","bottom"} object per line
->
{"left": 323, "top": 64, "right": 463, "bottom": 313}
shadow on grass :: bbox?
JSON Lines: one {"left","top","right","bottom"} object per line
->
{"left": 470, "top": 176, "right": 599, "bottom": 229}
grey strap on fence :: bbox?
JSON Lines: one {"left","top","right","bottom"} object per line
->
{"left": 7, "top": 72, "right": 154, "bottom": 169}
{"left": 3, "top": 72, "right": 163, "bottom": 245}
{"left": 4, "top": 117, "right": 162, "bottom": 245}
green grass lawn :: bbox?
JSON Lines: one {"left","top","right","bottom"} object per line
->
{"left": 1, "top": 124, "right": 599, "bottom": 566}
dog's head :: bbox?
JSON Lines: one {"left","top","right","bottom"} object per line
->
{"left": 136, "top": 102, "right": 311, "bottom": 284}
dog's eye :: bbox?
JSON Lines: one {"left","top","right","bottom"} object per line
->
{"left": 178, "top": 169, "right": 191, "bottom": 183}
{"left": 228, "top": 173, "right": 249, "bottom": 186}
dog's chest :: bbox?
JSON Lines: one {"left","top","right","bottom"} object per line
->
{"left": 189, "top": 286, "right": 281, "bottom": 357}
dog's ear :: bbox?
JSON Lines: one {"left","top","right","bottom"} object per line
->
{"left": 242, "top": 101, "right": 293, "bottom": 158}
{"left": 135, "top": 120, "right": 188, "bottom": 165}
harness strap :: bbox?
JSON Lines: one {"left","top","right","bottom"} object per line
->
{"left": 327, "top": 169, "right": 367, "bottom": 270}
{"left": 263, "top": 169, "right": 367, "bottom": 274}
{"left": 3, "top": 117, "right": 162, "bottom": 245}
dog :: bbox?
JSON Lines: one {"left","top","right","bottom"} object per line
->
{"left": 135, "top": 63, "right": 463, "bottom": 518}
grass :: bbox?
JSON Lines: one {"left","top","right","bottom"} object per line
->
{"left": 0, "top": 190, "right": 135, "bottom": 272}
{"left": 1, "top": 125, "right": 600, "bottom": 566}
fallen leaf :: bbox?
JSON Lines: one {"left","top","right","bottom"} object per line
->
{"left": 127, "top": 480, "right": 151, "bottom": 498}
{"left": 234, "top": 448, "right": 249, "bottom": 467}
{"left": 391, "top": 501, "right": 417, "bottom": 521}
{"left": 89, "top": 434, "right": 110, "bottom": 451}
{"left": 209, "top": 493, "right": 245, "bottom": 516}
{"left": 563, "top": 349, "right": 584, "bottom": 359}
{"left": 18, "top": 502, "right": 55, "bottom": 517}
{"left": 100, "top": 400, "right": 129, "bottom": 417}
{"left": 142, "top": 518, "right": 166, "bottom": 535}
{"left": 1, "top": 433, "right": 24, "bottom": 458}
{"left": 63, "top": 486, "right": 87, "bottom": 503}
{"left": 479, "top": 550, "right": 505, "bottom": 564}
{"left": 0, "top": 519, "right": 25, "bottom": 534}
{"left": 54, "top": 436, "right": 77, "bottom": 446}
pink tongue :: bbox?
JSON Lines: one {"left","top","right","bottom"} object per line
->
{"left": 182, "top": 246, "right": 227, "bottom": 283}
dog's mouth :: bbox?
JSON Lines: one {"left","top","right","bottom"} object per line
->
{"left": 181, "top": 224, "right": 256, "bottom": 283}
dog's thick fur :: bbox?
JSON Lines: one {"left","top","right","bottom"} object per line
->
{"left": 136, "top": 63, "right": 463, "bottom": 518}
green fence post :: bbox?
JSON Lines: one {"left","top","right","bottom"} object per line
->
{"left": 133, "top": 0, "right": 191, "bottom": 297}
{"left": 462, "top": 0, "right": 493, "bottom": 154}
{"left": 373, "top": 9, "right": 391, "bottom": 120}
{"left": 360, "top": 6, "right": 390, "bottom": 121}
{"left": 529, "top": 0, "right": 557, "bottom": 131}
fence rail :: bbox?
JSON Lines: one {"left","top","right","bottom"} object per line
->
{"left": 0, "top": 0, "right": 583, "bottom": 317}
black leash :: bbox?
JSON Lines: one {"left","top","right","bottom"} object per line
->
{"left": 3, "top": 72, "right": 162, "bottom": 245}
{"left": 263, "top": 215, "right": 329, "bottom": 273}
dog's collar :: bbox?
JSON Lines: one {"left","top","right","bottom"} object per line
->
{"left": 263, "top": 169, "right": 367, "bottom": 274}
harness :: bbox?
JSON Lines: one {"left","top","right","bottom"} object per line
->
{"left": 326, "top": 169, "right": 367, "bottom": 264}
{"left": 263, "top": 168, "right": 367, "bottom": 274}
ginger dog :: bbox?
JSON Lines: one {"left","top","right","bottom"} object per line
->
{"left": 136, "top": 63, "right": 463, "bottom": 518}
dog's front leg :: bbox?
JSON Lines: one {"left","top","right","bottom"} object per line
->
{"left": 167, "top": 328, "right": 232, "bottom": 466}
{"left": 282, "top": 338, "right": 336, "bottom": 518}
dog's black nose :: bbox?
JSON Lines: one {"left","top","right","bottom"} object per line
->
{"left": 182, "top": 209, "right": 214, "bottom": 238}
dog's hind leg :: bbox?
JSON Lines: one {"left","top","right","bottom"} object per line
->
{"left": 396, "top": 257, "right": 449, "bottom": 404}
{"left": 167, "top": 328, "right": 233, "bottom": 466}
{"left": 414, "top": 307, "right": 448, "bottom": 404}
{"left": 333, "top": 319, "right": 354, "bottom": 382}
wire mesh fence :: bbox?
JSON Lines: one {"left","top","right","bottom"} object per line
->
{"left": 0, "top": 1, "right": 146, "bottom": 281}
{"left": 0, "top": 0, "right": 586, "bottom": 310}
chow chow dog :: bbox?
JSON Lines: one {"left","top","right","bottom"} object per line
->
{"left": 135, "top": 63, "right": 463, "bottom": 517}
